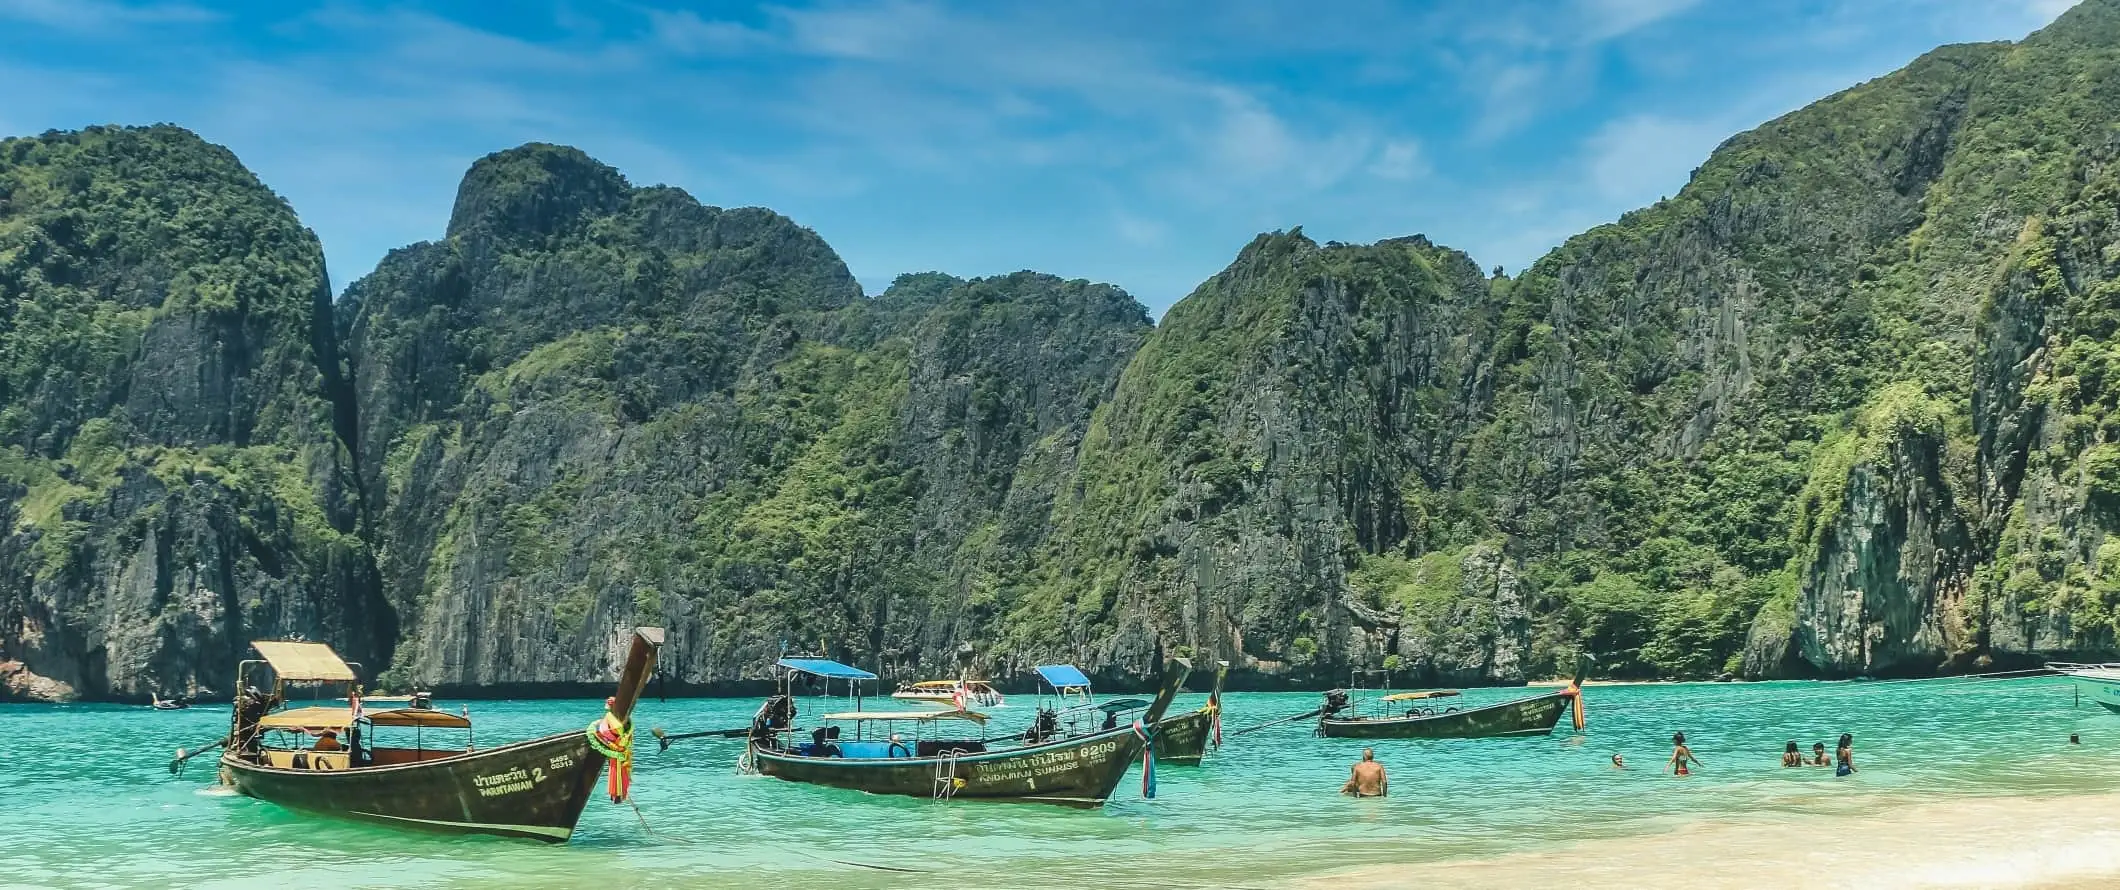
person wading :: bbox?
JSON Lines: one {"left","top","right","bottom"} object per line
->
{"left": 1342, "top": 748, "right": 1388, "bottom": 797}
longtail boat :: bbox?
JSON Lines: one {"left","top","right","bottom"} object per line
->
{"left": 2051, "top": 662, "right": 2120, "bottom": 713}
{"left": 1316, "top": 654, "right": 1589, "bottom": 740}
{"left": 1155, "top": 660, "right": 1228, "bottom": 765}
{"left": 749, "top": 658, "right": 1191, "bottom": 807}
{"left": 216, "top": 627, "right": 662, "bottom": 842}
{"left": 892, "top": 678, "right": 1006, "bottom": 709}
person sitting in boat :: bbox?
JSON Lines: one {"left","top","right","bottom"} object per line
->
{"left": 1101, "top": 709, "right": 1119, "bottom": 731}
{"left": 313, "top": 730, "right": 343, "bottom": 752}
{"left": 1341, "top": 748, "right": 1387, "bottom": 797}
{"left": 810, "top": 726, "right": 842, "bottom": 757}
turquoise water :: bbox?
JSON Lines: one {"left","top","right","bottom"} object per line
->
{"left": 4, "top": 678, "right": 2117, "bottom": 889}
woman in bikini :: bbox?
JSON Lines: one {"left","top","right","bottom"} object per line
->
{"left": 1666, "top": 732, "right": 1702, "bottom": 776}
{"left": 1781, "top": 740, "right": 1803, "bottom": 767}
{"left": 1835, "top": 733, "right": 1856, "bottom": 776}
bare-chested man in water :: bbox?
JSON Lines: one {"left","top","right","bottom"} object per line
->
{"left": 1341, "top": 748, "right": 1387, "bottom": 797}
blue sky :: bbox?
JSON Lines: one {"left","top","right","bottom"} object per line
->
{"left": 0, "top": 0, "right": 2081, "bottom": 315}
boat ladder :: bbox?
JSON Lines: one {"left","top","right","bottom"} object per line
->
{"left": 933, "top": 751, "right": 963, "bottom": 801}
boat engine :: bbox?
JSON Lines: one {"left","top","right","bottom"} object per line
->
{"left": 1321, "top": 689, "right": 1351, "bottom": 719}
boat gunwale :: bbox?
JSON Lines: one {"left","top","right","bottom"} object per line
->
{"left": 221, "top": 728, "right": 591, "bottom": 779}
{"left": 750, "top": 722, "right": 1141, "bottom": 769}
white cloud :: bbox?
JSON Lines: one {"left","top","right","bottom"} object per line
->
{"left": 0, "top": 0, "right": 214, "bottom": 32}
{"left": 1113, "top": 210, "right": 1167, "bottom": 247}
{"left": 1576, "top": 0, "right": 1701, "bottom": 42}
{"left": 1368, "top": 140, "right": 1429, "bottom": 181}
{"left": 647, "top": 9, "right": 772, "bottom": 55}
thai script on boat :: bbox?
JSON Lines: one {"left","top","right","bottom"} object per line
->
{"left": 979, "top": 741, "right": 1121, "bottom": 783}
{"left": 473, "top": 765, "right": 542, "bottom": 797}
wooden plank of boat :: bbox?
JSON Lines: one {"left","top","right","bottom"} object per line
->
{"left": 219, "top": 627, "right": 663, "bottom": 842}
{"left": 1154, "top": 661, "right": 1228, "bottom": 765}
{"left": 752, "top": 658, "right": 1193, "bottom": 807}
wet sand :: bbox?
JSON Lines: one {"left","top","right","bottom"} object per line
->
{"left": 1298, "top": 790, "right": 2120, "bottom": 889}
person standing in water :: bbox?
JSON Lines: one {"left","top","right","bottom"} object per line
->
{"left": 1810, "top": 742, "right": 1831, "bottom": 766}
{"left": 1781, "top": 740, "right": 1803, "bottom": 767}
{"left": 1666, "top": 732, "right": 1702, "bottom": 776}
{"left": 1342, "top": 748, "right": 1388, "bottom": 797}
{"left": 1835, "top": 733, "right": 1856, "bottom": 776}
{"left": 1611, "top": 753, "right": 1627, "bottom": 769}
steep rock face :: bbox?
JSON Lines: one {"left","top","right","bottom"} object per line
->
{"left": 1780, "top": 386, "right": 1975, "bottom": 676}
{"left": 1019, "top": 233, "right": 1501, "bottom": 684}
{"left": 0, "top": 126, "right": 381, "bottom": 701}
{"left": 344, "top": 146, "right": 1149, "bottom": 689}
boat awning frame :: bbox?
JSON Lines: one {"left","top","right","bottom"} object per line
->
{"left": 251, "top": 641, "right": 357, "bottom": 682}
{"left": 819, "top": 709, "right": 989, "bottom": 724}
{"left": 1093, "top": 698, "right": 1151, "bottom": 713}
{"left": 777, "top": 658, "right": 878, "bottom": 681}
{"left": 1035, "top": 664, "right": 1092, "bottom": 690}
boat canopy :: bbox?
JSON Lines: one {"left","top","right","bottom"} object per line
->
{"left": 819, "top": 709, "right": 989, "bottom": 724}
{"left": 1381, "top": 690, "right": 1461, "bottom": 702}
{"left": 777, "top": 658, "right": 877, "bottom": 680}
{"left": 251, "top": 641, "right": 356, "bottom": 682}
{"left": 1035, "top": 664, "right": 1092, "bottom": 689}
{"left": 1093, "top": 697, "right": 1150, "bottom": 713}
{"left": 256, "top": 706, "right": 473, "bottom": 731}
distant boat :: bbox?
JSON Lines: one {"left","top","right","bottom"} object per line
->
{"left": 1316, "top": 655, "right": 1589, "bottom": 739}
{"left": 2051, "top": 662, "right": 2120, "bottom": 713}
{"left": 150, "top": 694, "right": 189, "bottom": 711}
{"left": 1153, "top": 661, "right": 1228, "bottom": 765}
{"left": 749, "top": 657, "right": 1190, "bottom": 807}
{"left": 216, "top": 628, "right": 662, "bottom": 842}
{"left": 892, "top": 678, "right": 1005, "bottom": 709}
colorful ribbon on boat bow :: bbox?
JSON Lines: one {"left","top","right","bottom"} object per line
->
{"left": 1131, "top": 719, "right": 1156, "bottom": 800}
{"left": 1561, "top": 679, "right": 1586, "bottom": 732}
{"left": 586, "top": 698, "right": 634, "bottom": 803}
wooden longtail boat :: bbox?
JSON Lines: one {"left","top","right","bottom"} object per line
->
{"left": 750, "top": 658, "right": 1191, "bottom": 807}
{"left": 1316, "top": 655, "right": 1588, "bottom": 740}
{"left": 217, "top": 628, "right": 662, "bottom": 842}
{"left": 1154, "top": 661, "right": 1228, "bottom": 765}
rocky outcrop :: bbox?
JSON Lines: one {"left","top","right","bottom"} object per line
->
{"left": 0, "top": 126, "right": 384, "bottom": 701}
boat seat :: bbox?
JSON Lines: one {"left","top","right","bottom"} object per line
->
{"left": 306, "top": 752, "right": 350, "bottom": 771}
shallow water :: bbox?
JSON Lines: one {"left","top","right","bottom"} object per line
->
{"left": 4, "top": 677, "right": 2117, "bottom": 889}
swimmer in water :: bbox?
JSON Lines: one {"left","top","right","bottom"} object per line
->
{"left": 1342, "top": 748, "right": 1388, "bottom": 797}
{"left": 1810, "top": 742, "right": 1831, "bottom": 766}
{"left": 1666, "top": 732, "right": 1702, "bottom": 777}
{"left": 2071, "top": 733, "right": 2081, "bottom": 745}
{"left": 1835, "top": 733, "right": 1856, "bottom": 776}
{"left": 1611, "top": 753, "right": 1627, "bottom": 769}
{"left": 1781, "top": 740, "right": 1803, "bottom": 767}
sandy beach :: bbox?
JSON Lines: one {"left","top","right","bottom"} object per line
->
{"left": 1298, "top": 790, "right": 2120, "bottom": 889}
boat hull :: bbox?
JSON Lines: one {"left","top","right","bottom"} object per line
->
{"left": 1318, "top": 691, "right": 1571, "bottom": 739}
{"left": 221, "top": 731, "right": 605, "bottom": 842}
{"left": 1155, "top": 709, "right": 1213, "bottom": 764}
{"left": 752, "top": 727, "right": 1144, "bottom": 807}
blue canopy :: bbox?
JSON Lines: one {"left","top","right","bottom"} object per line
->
{"left": 776, "top": 658, "right": 877, "bottom": 680}
{"left": 1035, "top": 664, "right": 1092, "bottom": 689}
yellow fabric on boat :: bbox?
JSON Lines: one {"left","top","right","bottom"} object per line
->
{"left": 257, "top": 706, "right": 355, "bottom": 730}
{"left": 1381, "top": 690, "right": 1461, "bottom": 702}
{"left": 251, "top": 641, "right": 356, "bottom": 682}
{"left": 257, "top": 706, "right": 471, "bottom": 730}
{"left": 820, "top": 709, "right": 989, "bottom": 724}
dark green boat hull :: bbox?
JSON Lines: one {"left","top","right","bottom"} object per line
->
{"left": 1317, "top": 690, "right": 1573, "bottom": 739}
{"left": 1155, "top": 708, "right": 1212, "bottom": 764}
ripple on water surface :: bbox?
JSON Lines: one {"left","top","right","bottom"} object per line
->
{"left": 4, "top": 678, "right": 2116, "bottom": 889}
